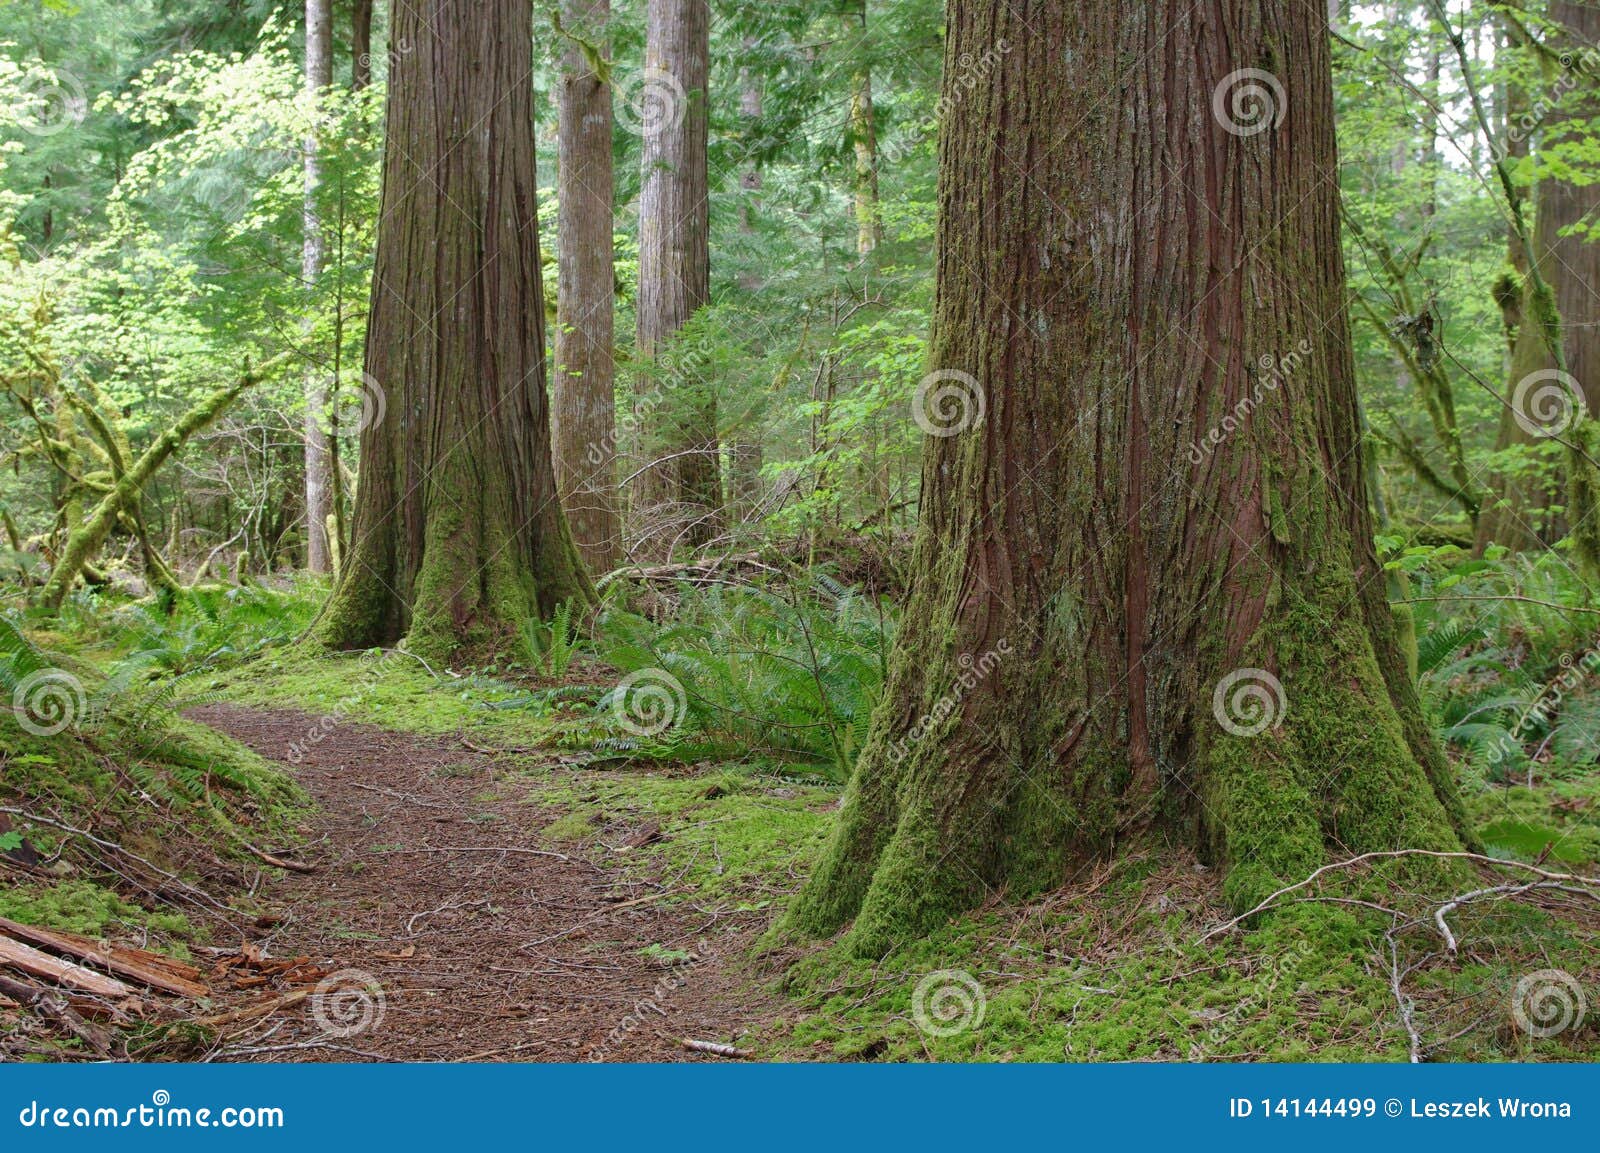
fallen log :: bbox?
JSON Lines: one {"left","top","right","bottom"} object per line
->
{"left": 0, "top": 933, "right": 136, "bottom": 999}
{"left": 0, "top": 972, "right": 113, "bottom": 1056}
{"left": 0, "top": 917, "right": 208, "bottom": 999}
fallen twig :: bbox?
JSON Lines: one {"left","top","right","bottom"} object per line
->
{"left": 678, "top": 1037, "right": 753, "bottom": 1060}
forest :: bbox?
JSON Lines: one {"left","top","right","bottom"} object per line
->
{"left": 0, "top": 0, "right": 1596, "bottom": 1066}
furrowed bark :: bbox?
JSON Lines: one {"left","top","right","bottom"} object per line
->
{"left": 632, "top": 0, "right": 720, "bottom": 555}
{"left": 555, "top": 0, "right": 621, "bottom": 575}
{"left": 319, "top": 0, "right": 591, "bottom": 658}
{"left": 787, "top": 0, "right": 1467, "bottom": 956}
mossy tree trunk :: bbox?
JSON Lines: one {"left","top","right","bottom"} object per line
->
{"left": 1475, "top": 0, "right": 1600, "bottom": 560}
{"left": 633, "top": 0, "right": 720, "bottom": 555}
{"left": 319, "top": 0, "right": 590, "bottom": 657}
{"left": 554, "top": 0, "right": 621, "bottom": 576}
{"left": 788, "top": 0, "right": 1469, "bottom": 956}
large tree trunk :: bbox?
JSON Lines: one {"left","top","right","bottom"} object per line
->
{"left": 788, "top": 0, "right": 1468, "bottom": 955}
{"left": 1475, "top": 0, "right": 1600, "bottom": 554}
{"left": 302, "top": 0, "right": 333, "bottom": 573}
{"left": 554, "top": 0, "right": 621, "bottom": 576}
{"left": 632, "top": 0, "right": 720, "bottom": 555}
{"left": 319, "top": 0, "right": 590, "bottom": 657}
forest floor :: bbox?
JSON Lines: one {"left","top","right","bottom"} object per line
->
{"left": 4, "top": 641, "right": 1598, "bottom": 1063}
{"left": 185, "top": 703, "right": 785, "bottom": 1062}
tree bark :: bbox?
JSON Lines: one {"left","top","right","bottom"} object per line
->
{"left": 787, "top": 0, "right": 1468, "bottom": 955}
{"left": 633, "top": 0, "right": 720, "bottom": 555}
{"left": 554, "top": 0, "right": 621, "bottom": 576}
{"left": 302, "top": 0, "right": 333, "bottom": 573}
{"left": 319, "top": 0, "right": 590, "bottom": 657}
{"left": 1475, "top": 0, "right": 1600, "bottom": 554}
{"left": 351, "top": 0, "right": 373, "bottom": 90}
{"left": 846, "top": 0, "right": 881, "bottom": 258}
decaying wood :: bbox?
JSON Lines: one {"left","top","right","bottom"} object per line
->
{"left": 0, "top": 917, "right": 208, "bottom": 999}
{"left": 0, "top": 933, "right": 137, "bottom": 998}
{"left": 0, "top": 971, "right": 113, "bottom": 1056}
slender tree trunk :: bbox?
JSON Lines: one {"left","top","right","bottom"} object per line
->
{"left": 633, "top": 0, "right": 719, "bottom": 555}
{"left": 554, "top": 0, "right": 620, "bottom": 575}
{"left": 319, "top": 0, "right": 590, "bottom": 657}
{"left": 728, "top": 43, "right": 764, "bottom": 524}
{"left": 846, "top": 0, "right": 881, "bottom": 258}
{"left": 787, "top": 0, "right": 1467, "bottom": 955}
{"left": 302, "top": 0, "right": 333, "bottom": 573}
{"left": 351, "top": 0, "right": 373, "bottom": 90}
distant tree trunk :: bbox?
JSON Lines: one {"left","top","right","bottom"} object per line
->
{"left": 351, "top": 0, "right": 373, "bottom": 90}
{"left": 554, "top": 0, "right": 620, "bottom": 575}
{"left": 729, "top": 42, "right": 764, "bottom": 524}
{"left": 846, "top": 0, "right": 880, "bottom": 257}
{"left": 633, "top": 0, "right": 720, "bottom": 554}
{"left": 320, "top": 0, "right": 590, "bottom": 657}
{"left": 787, "top": 0, "right": 1467, "bottom": 955}
{"left": 1475, "top": 0, "right": 1600, "bottom": 554}
{"left": 302, "top": 0, "right": 333, "bottom": 573}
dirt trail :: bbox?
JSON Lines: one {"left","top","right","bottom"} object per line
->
{"left": 188, "top": 704, "right": 771, "bottom": 1062}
